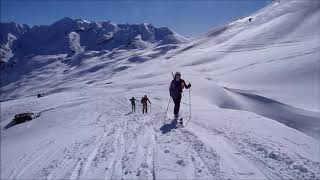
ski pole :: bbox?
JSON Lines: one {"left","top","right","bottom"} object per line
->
{"left": 164, "top": 72, "right": 174, "bottom": 124}
{"left": 185, "top": 88, "right": 192, "bottom": 127}
{"left": 189, "top": 88, "right": 191, "bottom": 119}
{"left": 163, "top": 97, "right": 171, "bottom": 125}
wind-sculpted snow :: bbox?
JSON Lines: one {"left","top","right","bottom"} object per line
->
{"left": 221, "top": 87, "right": 320, "bottom": 140}
{"left": 1, "top": 0, "right": 320, "bottom": 179}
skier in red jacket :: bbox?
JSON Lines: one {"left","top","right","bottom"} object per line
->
{"left": 140, "top": 95, "right": 151, "bottom": 114}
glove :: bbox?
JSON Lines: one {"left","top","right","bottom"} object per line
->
{"left": 187, "top": 83, "right": 191, "bottom": 88}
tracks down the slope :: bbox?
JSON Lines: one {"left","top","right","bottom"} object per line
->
{"left": 190, "top": 120, "right": 320, "bottom": 180}
{"left": 6, "top": 96, "right": 256, "bottom": 179}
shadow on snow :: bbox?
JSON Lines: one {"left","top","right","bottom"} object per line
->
{"left": 160, "top": 120, "right": 178, "bottom": 134}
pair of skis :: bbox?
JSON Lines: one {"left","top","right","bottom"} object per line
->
{"left": 172, "top": 116, "right": 184, "bottom": 128}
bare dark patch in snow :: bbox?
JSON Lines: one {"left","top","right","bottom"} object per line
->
{"left": 4, "top": 112, "right": 40, "bottom": 130}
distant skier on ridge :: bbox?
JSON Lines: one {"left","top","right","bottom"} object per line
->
{"left": 169, "top": 72, "right": 191, "bottom": 121}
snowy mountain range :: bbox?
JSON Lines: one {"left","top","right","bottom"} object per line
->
{"left": 1, "top": 0, "right": 320, "bottom": 179}
{"left": 0, "top": 17, "right": 187, "bottom": 62}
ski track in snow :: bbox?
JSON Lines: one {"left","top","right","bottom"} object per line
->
{"left": 2, "top": 96, "right": 224, "bottom": 179}
{"left": 4, "top": 95, "right": 318, "bottom": 179}
{"left": 191, "top": 121, "right": 320, "bottom": 180}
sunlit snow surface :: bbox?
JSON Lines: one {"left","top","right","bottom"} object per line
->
{"left": 1, "top": 0, "right": 320, "bottom": 179}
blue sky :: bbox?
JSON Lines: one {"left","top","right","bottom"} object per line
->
{"left": 1, "top": 0, "right": 270, "bottom": 36}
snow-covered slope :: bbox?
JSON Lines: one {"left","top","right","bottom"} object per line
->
{"left": 1, "top": 0, "right": 320, "bottom": 179}
{"left": 190, "top": 0, "right": 320, "bottom": 111}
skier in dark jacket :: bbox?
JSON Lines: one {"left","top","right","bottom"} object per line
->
{"left": 169, "top": 72, "right": 191, "bottom": 119}
{"left": 130, "top": 97, "right": 137, "bottom": 112}
{"left": 140, "top": 95, "right": 151, "bottom": 114}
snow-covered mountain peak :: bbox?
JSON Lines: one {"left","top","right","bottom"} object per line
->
{"left": 75, "top": 18, "right": 91, "bottom": 24}
{"left": 0, "top": 22, "right": 29, "bottom": 44}
{"left": 0, "top": 22, "right": 30, "bottom": 62}
{"left": 52, "top": 17, "right": 74, "bottom": 25}
{"left": 0, "top": 18, "right": 188, "bottom": 60}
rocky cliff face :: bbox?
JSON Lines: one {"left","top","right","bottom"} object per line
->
{"left": 0, "top": 22, "right": 30, "bottom": 62}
